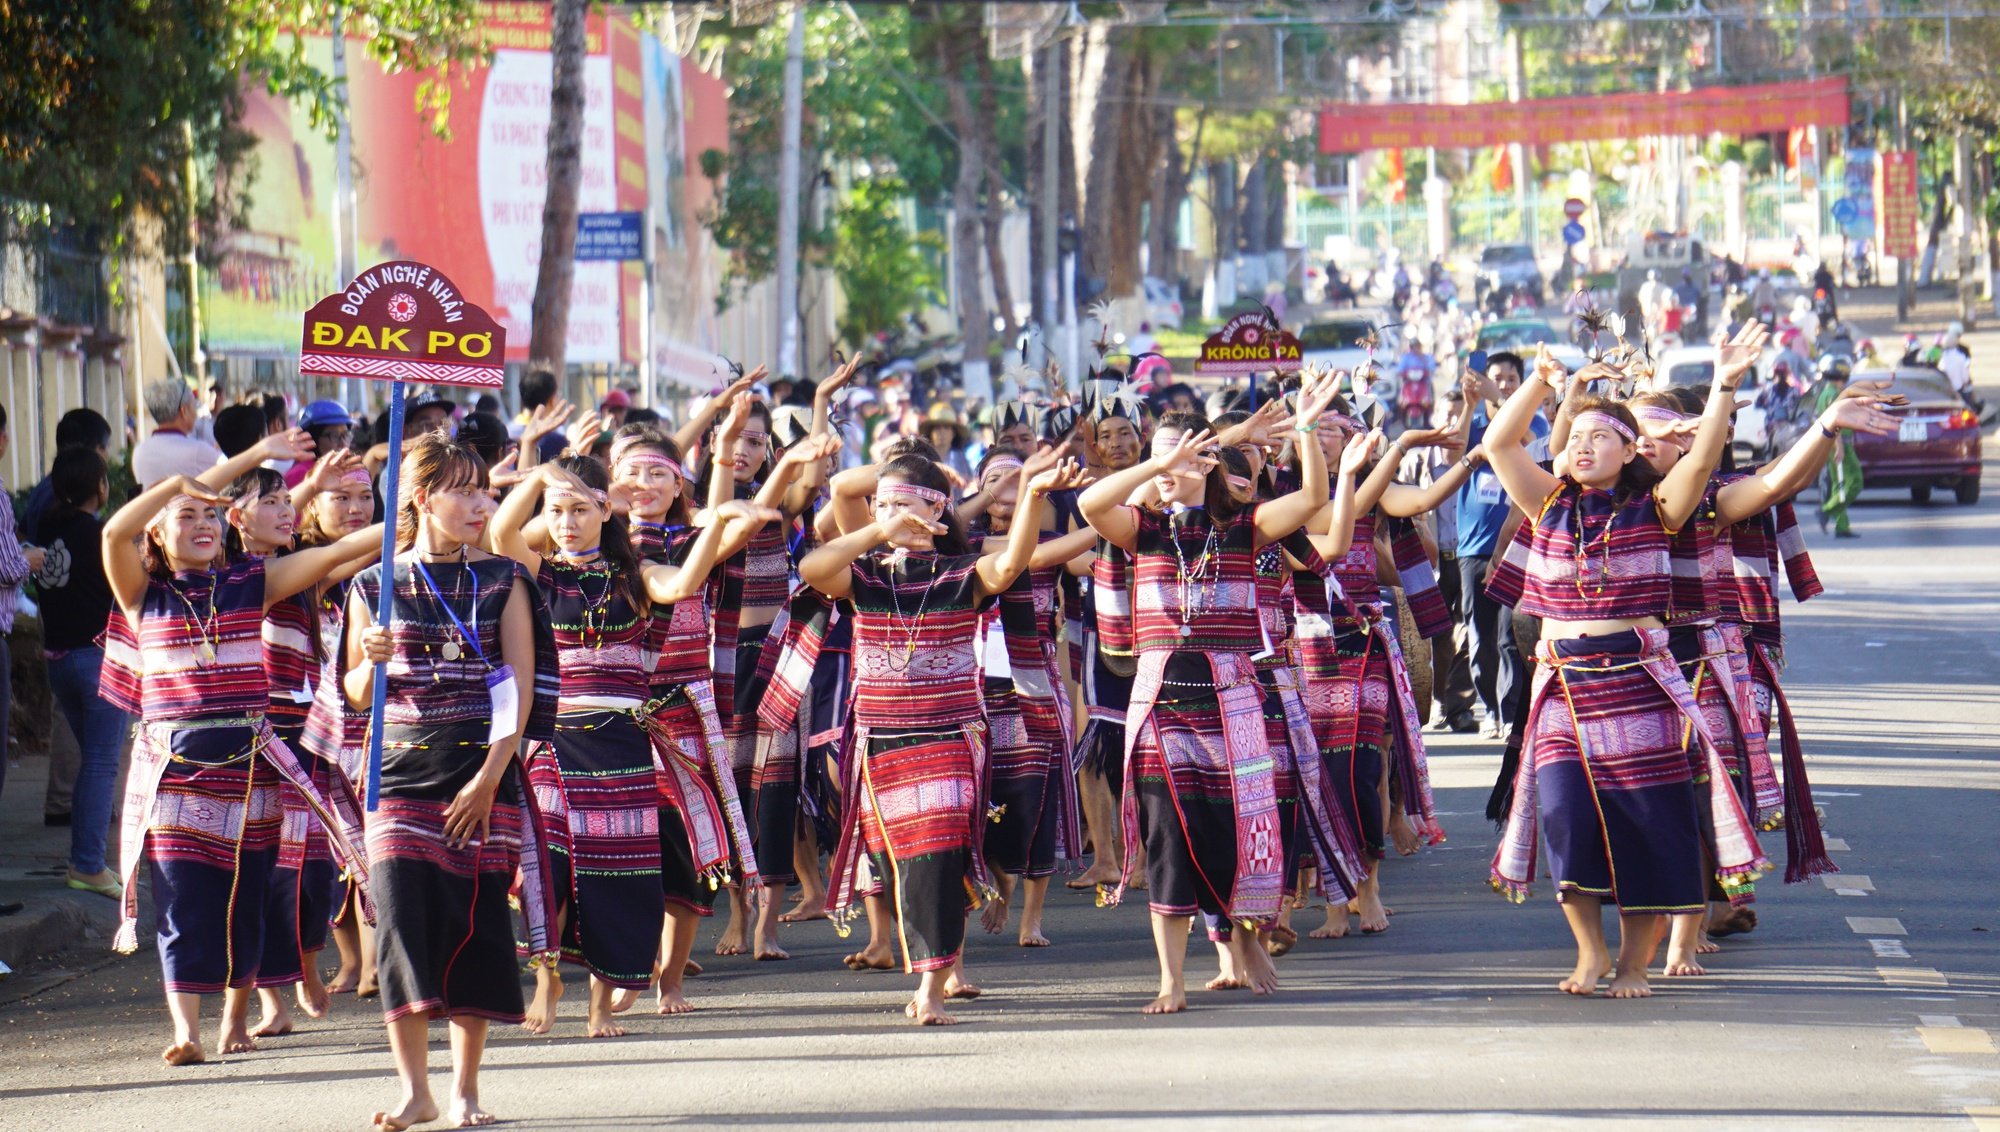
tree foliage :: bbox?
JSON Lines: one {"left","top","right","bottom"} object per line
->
{"left": 831, "top": 177, "right": 941, "bottom": 350}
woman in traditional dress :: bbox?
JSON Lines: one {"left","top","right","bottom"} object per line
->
{"left": 342, "top": 432, "right": 556, "bottom": 1130}
{"left": 101, "top": 456, "right": 379, "bottom": 1067}
{"left": 295, "top": 461, "right": 382, "bottom": 1002}
{"left": 964, "top": 446, "right": 1094, "bottom": 948}
{"left": 1075, "top": 370, "right": 1345, "bottom": 1015}
{"left": 494, "top": 455, "right": 775, "bottom": 1037}
{"left": 1623, "top": 384, "right": 1888, "bottom": 973}
{"left": 803, "top": 452, "right": 1079, "bottom": 1025}
{"left": 1483, "top": 330, "right": 1771, "bottom": 1000}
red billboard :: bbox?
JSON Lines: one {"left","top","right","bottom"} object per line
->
{"left": 1877, "top": 150, "right": 1920, "bottom": 261}
{"left": 1318, "top": 78, "right": 1851, "bottom": 154}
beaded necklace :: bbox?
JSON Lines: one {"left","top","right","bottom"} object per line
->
{"left": 883, "top": 552, "right": 941, "bottom": 672}
{"left": 559, "top": 548, "right": 614, "bottom": 649}
{"left": 1169, "top": 508, "right": 1219, "bottom": 638}
{"left": 172, "top": 576, "right": 220, "bottom": 666}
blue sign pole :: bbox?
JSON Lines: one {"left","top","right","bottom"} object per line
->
{"left": 364, "top": 380, "right": 406, "bottom": 811}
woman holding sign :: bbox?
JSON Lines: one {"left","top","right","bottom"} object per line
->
{"left": 343, "top": 432, "right": 557, "bottom": 1131}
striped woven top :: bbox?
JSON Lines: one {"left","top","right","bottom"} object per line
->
{"left": 299, "top": 579, "right": 365, "bottom": 771}
{"left": 263, "top": 588, "right": 319, "bottom": 730}
{"left": 351, "top": 555, "right": 558, "bottom": 743}
{"left": 632, "top": 521, "right": 714, "bottom": 689}
{"left": 1484, "top": 481, "right": 1673, "bottom": 621}
{"left": 98, "top": 559, "right": 269, "bottom": 721}
{"left": 848, "top": 550, "right": 985, "bottom": 733}
{"left": 1724, "top": 496, "right": 1821, "bottom": 646}
{"left": 1131, "top": 506, "right": 1260, "bottom": 655}
{"left": 722, "top": 507, "right": 792, "bottom": 617}
{"left": 1327, "top": 509, "right": 1381, "bottom": 603}
{"left": 539, "top": 557, "right": 650, "bottom": 708}
{"left": 1664, "top": 479, "right": 1725, "bottom": 627}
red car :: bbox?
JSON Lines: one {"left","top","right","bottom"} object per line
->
{"left": 1848, "top": 367, "right": 1983, "bottom": 504}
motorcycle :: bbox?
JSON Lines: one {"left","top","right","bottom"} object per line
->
{"left": 1396, "top": 363, "right": 1434, "bottom": 435}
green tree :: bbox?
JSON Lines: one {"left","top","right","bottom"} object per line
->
{"left": 831, "top": 178, "right": 941, "bottom": 351}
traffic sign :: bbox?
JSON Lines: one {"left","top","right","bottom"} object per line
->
{"left": 576, "top": 211, "right": 645, "bottom": 261}
{"left": 1831, "top": 196, "right": 1859, "bottom": 226}
{"left": 1561, "top": 220, "right": 1586, "bottom": 245}
{"left": 300, "top": 260, "right": 506, "bottom": 389}
{"left": 1563, "top": 197, "right": 1587, "bottom": 220}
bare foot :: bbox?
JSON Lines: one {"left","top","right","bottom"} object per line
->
{"left": 297, "top": 972, "right": 331, "bottom": 1019}
{"left": 585, "top": 1010, "right": 627, "bottom": 1038}
{"left": 1204, "top": 972, "right": 1248, "bottom": 991}
{"left": 356, "top": 977, "right": 379, "bottom": 1000}
{"left": 326, "top": 966, "right": 359, "bottom": 995}
{"left": 1697, "top": 933, "right": 1720, "bottom": 955}
{"left": 980, "top": 894, "right": 1009, "bottom": 934}
{"left": 1605, "top": 966, "right": 1654, "bottom": 998}
{"left": 250, "top": 1008, "right": 293, "bottom": 1038}
{"left": 162, "top": 1040, "right": 206, "bottom": 1067}
{"left": 1142, "top": 988, "right": 1188, "bottom": 1015}
{"left": 447, "top": 1096, "right": 496, "bottom": 1127}
{"left": 714, "top": 921, "right": 748, "bottom": 957}
{"left": 1066, "top": 864, "right": 1119, "bottom": 890}
{"left": 1263, "top": 925, "right": 1298, "bottom": 957}
{"left": 1309, "top": 905, "right": 1350, "bottom": 939}
{"left": 1387, "top": 814, "right": 1421, "bottom": 857}
{"left": 609, "top": 987, "right": 641, "bottom": 1014}
{"left": 942, "top": 974, "right": 982, "bottom": 1001}
{"left": 1353, "top": 888, "right": 1390, "bottom": 935}
{"left": 1708, "top": 907, "right": 1758, "bottom": 938}
{"left": 1240, "top": 940, "right": 1280, "bottom": 996}
{"left": 654, "top": 985, "right": 694, "bottom": 1015}
{"left": 1018, "top": 923, "right": 1050, "bottom": 948}
{"left": 1558, "top": 955, "right": 1612, "bottom": 996}
{"left": 1662, "top": 948, "right": 1708, "bottom": 977}
{"left": 905, "top": 995, "right": 958, "bottom": 1026}
{"left": 842, "top": 944, "right": 897, "bottom": 971}
{"left": 521, "top": 970, "right": 564, "bottom": 1035}
{"left": 778, "top": 898, "right": 828, "bottom": 923}
{"left": 754, "top": 940, "right": 791, "bottom": 961}
{"left": 1207, "top": 943, "right": 1247, "bottom": 991}
{"left": 218, "top": 1022, "right": 258, "bottom": 1055}
{"left": 371, "top": 1097, "right": 440, "bottom": 1132}
{"left": 683, "top": 959, "right": 703, "bottom": 977}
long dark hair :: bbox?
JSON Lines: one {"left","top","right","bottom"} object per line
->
{"left": 222, "top": 467, "right": 291, "bottom": 560}
{"left": 613, "top": 426, "right": 694, "bottom": 528}
{"left": 398, "top": 429, "right": 489, "bottom": 551}
{"left": 878, "top": 453, "right": 969, "bottom": 556}
{"left": 549, "top": 454, "right": 649, "bottom": 617}
{"left": 1155, "top": 410, "right": 1244, "bottom": 523}
{"left": 695, "top": 397, "right": 774, "bottom": 501}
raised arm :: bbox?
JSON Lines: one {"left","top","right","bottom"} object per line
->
{"left": 827, "top": 461, "right": 879, "bottom": 537}
{"left": 489, "top": 466, "right": 549, "bottom": 574}
{"left": 289, "top": 447, "right": 364, "bottom": 515}
{"left": 1081, "top": 430, "right": 1211, "bottom": 552}
{"left": 1378, "top": 432, "right": 1481, "bottom": 518}
{"left": 674, "top": 367, "right": 764, "bottom": 460}
{"left": 199, "top": 428, "right": 317, "bottom": 492}
{"left": 799, "top": 514, "right": 927, "bottom": 600}
{"left": 975, "top": 461, "right": 1082, "bottom": 597}
{"left": 1657, "top": 323, "right": 1768, "bottom": 529}
{"left": 1714, "top": 394, "right": 1897, "bottom": 526}
{"left": 1307, "top": 430, "right": 1377, "bottom": 557}
{"left": 1485, "top": 344, "right": 1564, "bottom": 511}
{"left": 265, "top": 522, "right": 385, "bottom": 607}
{"left": 781, "top": 358, "right": 861, "bottom": 515}
{"left": 515, "top": 398, "right": 575, "bottom": 475}
{"left": 103, "top": 474, "right": 227, "bottom": 616}
{"left": 1252, "top": 374, "right": 1341, "bottom": 549}
{"left": 1028, "top": 526, "right": 1098, "bottom": 572}
{"left": 643, "top": 501, "right": 783, "bottom": 604}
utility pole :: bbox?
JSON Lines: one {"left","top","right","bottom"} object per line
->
{"left": 1896, "top": 88, "right": 1911, "bottom": 322}
{"left": 1039, "top": 36, "right": 1060, "bottom": 372}
{"left": 330, "top": 5, "right": 362, "bottom": 409}
{"left": 774, "top": 2, "right": 806, "bottom": 379}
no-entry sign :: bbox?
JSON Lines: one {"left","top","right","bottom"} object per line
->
{"left": 1564, "top": 198, "right": 1587, "bottom": 221}
{"left": 299, "top": 261, "right": 507, "bottom": 388}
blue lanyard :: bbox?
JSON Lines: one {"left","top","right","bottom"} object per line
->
{"left": 412, "top": 558, "right": 485, "bottom": 665}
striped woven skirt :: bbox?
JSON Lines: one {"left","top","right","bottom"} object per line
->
{"left": 1259, "top": 670, "right": 1308, "bottom": 893}
{"left": 1131, "top": 692, "right": 1244, "bottom": 932}
{"left": 146, "top": 724, "right": 284, "bottom": 994}
{"left": 538, "top": 708, "right": 666, "bottom": 988}
{"left": 371, "top": 727, "right": 540, "bottom": 1023}
{"left": 982, "top": 680, "right": 1063, "bottom": 879}
{"left": 650, "top": 683, "right": 754, "bottom": 912}
{"left": 858, "top": 728, "right": 984, "bottom": 973}
{"left": 255, "top": 724, "right": 341, "bottom": 988}
{"left": 1300, "top": 621, "right": 1394, "bottom": 860}
{"left": 1509, "top": 631, "right": 1708, "bottom": 916}
{"left": 724, "top": 623, "right": 775, "bottom": 799}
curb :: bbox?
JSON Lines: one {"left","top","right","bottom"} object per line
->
{"left": 0, "top": 888, "right": 122, "bottom": 973}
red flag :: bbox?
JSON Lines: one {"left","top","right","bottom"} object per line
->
{"left": 1491, "top": 146, "right": 1512, "bottom": 192}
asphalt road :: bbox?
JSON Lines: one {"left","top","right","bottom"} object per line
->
{"left": 3, "top": 460, "right": 1996, "bottom": 1131}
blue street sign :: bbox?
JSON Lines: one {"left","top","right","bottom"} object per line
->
{"left": 1831, "top": 197, "right": 1859, "bottom": 226}
{"left": 576, "top": 211, "right": 645, "bottom": 261}
{"left": 1561, "top": 220, "right": 1586, "bottom": 245}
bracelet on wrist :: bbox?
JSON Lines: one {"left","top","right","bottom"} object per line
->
{"left": 1818, "top": 421, "right": 1838, "bottom": 439}
{"left": 1295, "top": 421, "right": 1319, "bottom": 434}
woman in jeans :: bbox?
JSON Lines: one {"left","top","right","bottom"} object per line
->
{"left": 34, "top": 447, "right": 126, "bottom": 897}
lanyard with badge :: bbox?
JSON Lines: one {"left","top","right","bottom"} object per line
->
{"left": 413, "top": 558, "right": 519, "bottom": 746}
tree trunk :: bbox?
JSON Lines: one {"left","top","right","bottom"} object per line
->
{"left": 528, "top": 0, "right": 588, "bottom": 377}
{"left": 1146, "top": 99, "right": 1182, "bottom": 284}
{"left": 977, "top": 51, "right": 1019, "bottom": 346}
{"left": 1026, "top": 43, "right": 1050, "bottom": 328}
{"left": 939, "top": 25, "right": 991, "bottom": 398}
{"left": 1077, "top": 25, "right": 1133, "bottom": 299}
{"left": 1102, "top": 51, "right": 1153, "bottom": 299}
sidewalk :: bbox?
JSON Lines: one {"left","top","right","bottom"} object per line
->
{"left": 0, "top": 750, "right": 131, "bottom": 983}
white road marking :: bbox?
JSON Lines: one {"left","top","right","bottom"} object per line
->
{"left": 1836, "top": 888, "right": 1871, "bottom": 897}
{"left": 1848, "top": 916, "right": 1906, "bottom": 935}
{"left": 1824, "top": 837, "right": 1851, "bottom": 851}
{"left": 1919, "top": 1014, "right": 1963, "bottom": 1028}
{"left": 1878, "top": 967, "right": 1948, "bottom": 987}
{"left": 1824, "top": 874, "right": 1874, "bottom": 891}
{"left": 1870, "top": 939, "right": 1912, "bottom": 959}
{"left": 1919, "top": 1027, "right": 1995, "bottom": 1054}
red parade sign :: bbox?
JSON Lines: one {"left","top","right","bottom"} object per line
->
{"left": 1195, "top": 313, "right": 1304, "bottom": 375}
{"left": 299, "top": 260, "right": 507, "bottom": 388}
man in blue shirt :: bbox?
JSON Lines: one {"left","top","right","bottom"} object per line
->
{"left": 1455, "top": 351, "right": 1547, "bottom": 739}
